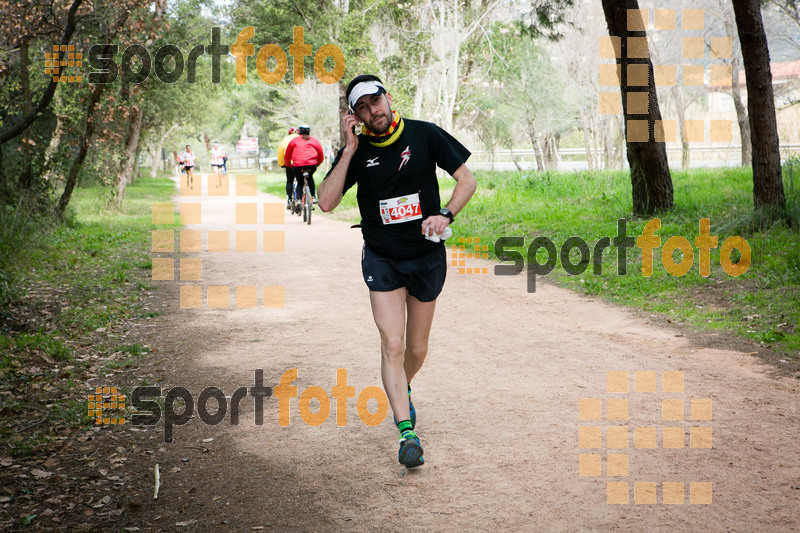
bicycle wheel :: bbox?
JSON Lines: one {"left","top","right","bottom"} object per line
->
{"left": 303, "top": 185, "right": 312, "bottom": 225}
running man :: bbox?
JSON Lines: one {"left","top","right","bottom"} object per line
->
{"left": 210, "top": 142, "right": 227, "bottom": 187}
{"left": 277, "top": 128, "right": 299, "bottom": 209}
{"left": 179, "top": 145, "right": 196, "bottom": 188}
{"left": 318, "top": 75, "right": 477, "bottom": 468}
{"left": 284, "top": 125, "right": 324, "bottom": 204}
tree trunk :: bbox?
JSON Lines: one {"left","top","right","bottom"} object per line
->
{"left": 543, "top": 133, "right": 556, "bottom": 170}
{"left": 669, "top": 86, "right": 690, "bottom": 169}
{"left": 601, "top": 0, "right": 673, "bottom": 215}
{"left": 151, "top": 124, "right": 178, "bottom": 178}
{"left": 0, "top": 0, "right": 83, "bottom": 146}
{"left": 114, "top": 106, "right": 142, "bottom": 206}
{"left": 506, "top": 144, "right": 523, "bottom": 172}
{"left": 582, "top": 112, "right": 594, "bottom": 171}
{"left": 18, "top": 41, "right": 36, "bottom": 190}
{"left": 132, "top": 142, "right": 142, "bottom": 184}
{"left": 56, "top": 84, "right": 105, "bottom": 217}
{"left": 731, "top": 59, "right": 752, "bottom": 167}
{"left": 43, "top": 92, "right": 66, "bottom": 183}
{"left": 528, "top": 122, "right": 545, "bottom": 172}
{"left": 731, "top": 0, "right": 785, "bottom": 209}
{"left": 720, "top": 6, "right": 753, "bottom": 167}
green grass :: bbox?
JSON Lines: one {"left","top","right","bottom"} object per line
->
{"left": 260, "top": 164, "right": 800, "bottom": 360}
{"left": 0, "top": 169, "right": 177, "bottom": 456}
{"left": 458, "top": 166, "right": 800, "bottom": 359}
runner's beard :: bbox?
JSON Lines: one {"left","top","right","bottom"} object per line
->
{"left": 366, "top": 110, "right": 393, "bottom": 134}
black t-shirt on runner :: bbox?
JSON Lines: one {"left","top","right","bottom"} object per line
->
{"left": 325, "top": 118, "right": 470, "bottom": 260}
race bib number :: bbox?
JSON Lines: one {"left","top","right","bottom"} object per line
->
{"left": 379, "top": 193, "right": 422, "bottom": 225}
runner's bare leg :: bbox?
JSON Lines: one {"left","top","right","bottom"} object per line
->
{"left": 404, "top": 294, "right": 436, "bottom": 384}
{"left": 369, "top": 288, "right": 411, "bottom": 423}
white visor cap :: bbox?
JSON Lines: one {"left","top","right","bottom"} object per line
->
{"left": 348, "top": 81, "right": 386, "bottom": 110}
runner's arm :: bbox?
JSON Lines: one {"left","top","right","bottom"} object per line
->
{"left": 318, "top": 113, "right": 360, "bottom": 212}
{"left": 421, "top": 163, "right": 477, "bottom": 236}
{"left": 444, "top": 163, "right": 477, "bottom": 217}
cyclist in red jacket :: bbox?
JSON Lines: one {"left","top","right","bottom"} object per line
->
{"left": 284, "top": 125, "right": 324, "bottom": 203}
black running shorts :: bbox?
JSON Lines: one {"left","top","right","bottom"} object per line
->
{"left": 361, "top": 243, "right": 447, "bottom": 302}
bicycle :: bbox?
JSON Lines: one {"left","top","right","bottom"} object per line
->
{"left": 292, "top": 169, "right": 313, "bottom": 225}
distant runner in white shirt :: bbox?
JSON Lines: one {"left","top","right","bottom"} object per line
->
{"left": 179, "top": 145, "right": 196, "bottom": 188}
{"left": 210, "top": 142, "right": 227, "bottom": 187}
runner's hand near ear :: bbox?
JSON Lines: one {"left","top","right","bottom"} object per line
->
{"left": 343, "top": 111, "right": 360, "bottom": 153}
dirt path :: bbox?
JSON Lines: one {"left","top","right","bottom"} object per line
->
{"left": 142, "top": 174, "right": 800, "bottom": 532}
